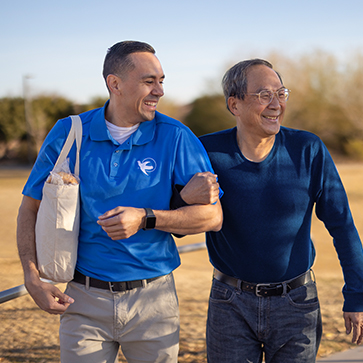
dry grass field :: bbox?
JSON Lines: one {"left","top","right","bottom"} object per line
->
{"left": 0, "top": 163, "right": 362, "bottom": 362}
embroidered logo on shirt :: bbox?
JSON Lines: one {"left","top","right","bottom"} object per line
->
{"left": 137, "top": 158, "right": 157, "bottom": 176}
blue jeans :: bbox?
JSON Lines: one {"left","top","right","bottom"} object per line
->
{"left": 206, "top": 278, "right": 322, "bottom": 363}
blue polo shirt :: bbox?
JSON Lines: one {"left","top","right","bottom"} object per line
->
{"left": 23, "top": 102, "right": 217, "bottom": 281}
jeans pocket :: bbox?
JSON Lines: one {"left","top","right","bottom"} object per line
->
{"left": 209, "top": 279, "right": 235, "bottom": 304}
{"left": 286, "top": 281, "right": 319, "bottom": 308}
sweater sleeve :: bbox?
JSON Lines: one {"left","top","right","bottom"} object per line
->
{"left": 314, "top": 141, "right": 363, "bottom": 312}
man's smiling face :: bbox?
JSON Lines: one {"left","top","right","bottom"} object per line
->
{"left": 233, "top": 64, "right": 286, "bottom": 139}
{"left": 118, "top": 52, "right": 165, "bottom": 126}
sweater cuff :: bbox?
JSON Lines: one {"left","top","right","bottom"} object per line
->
{"left": 342, "top": 291, "right": 363, "bottom": 312}
{"left": 169, "top": 185, "right": 189, "bottom": 239}
{"left": 170, "top": 184, "right": 189, "bottom": 210}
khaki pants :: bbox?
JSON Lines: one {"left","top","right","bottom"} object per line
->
{"left": 60, "top": 273, "right": 180, "bottom": 363}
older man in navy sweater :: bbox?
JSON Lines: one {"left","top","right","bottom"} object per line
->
{"left": 177, "top": 59, "right": 363, "bottom": 363}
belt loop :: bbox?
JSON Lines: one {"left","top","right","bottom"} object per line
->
{"left": 142, "top": 279, "right": 147, "bottom": 288}
{"left": 237, "top": 279, "right": 243, "bottom": 291}
{"left": 85, "top": 276, "right": 90, "bottom": 290}
{"left": 310, "top": 269, "right": 316, "bottom": 283}
{"left": 282, "top": 282, "right": 287, "bottom": 296}
{"left": 108, "top": 282, "right": 116, "bottom": 294}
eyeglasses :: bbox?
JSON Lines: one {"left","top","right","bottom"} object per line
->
{"left": 247, "top": 88, "right": 290, "bottom": 105}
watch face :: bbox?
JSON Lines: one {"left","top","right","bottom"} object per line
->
{"left": 144, "top": 208, "right": 156, "bottom": 230}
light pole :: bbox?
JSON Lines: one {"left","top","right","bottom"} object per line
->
{"left": 22, "top": 75, "right": 35, "bottom": 164}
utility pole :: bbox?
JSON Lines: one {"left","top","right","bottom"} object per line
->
{"left": 23, "top": 75, "right": 35, "bottom": 164}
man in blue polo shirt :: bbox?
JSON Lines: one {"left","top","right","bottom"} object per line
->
{"left": 16, "top": 41, "right": 222, "bottom": 363}
{"left": 176, "top": 59, "right": 363, "bottom": 362}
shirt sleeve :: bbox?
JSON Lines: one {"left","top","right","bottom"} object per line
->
{"left": 171, "top": 126, "right": 223, "bottom": 198}
{"left": 22, "top": 117, "right": 72, "bottom": 200}
{"left": 314, "top": 141, "right": 363, "bottom": 312}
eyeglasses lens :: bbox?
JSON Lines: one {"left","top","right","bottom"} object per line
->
{"left": 259, "top": 89, "right": 289, "bottom": 105}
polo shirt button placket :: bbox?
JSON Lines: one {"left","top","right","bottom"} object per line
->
{"left": 110, "top": 149, "right": 122, "bottom": 177}
{"left": 113, "top": 150, "right": 121, "bottom": 168}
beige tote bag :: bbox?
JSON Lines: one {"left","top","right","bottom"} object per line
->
{"left": 36, "top": 115, "right": 82, "bottom": 282}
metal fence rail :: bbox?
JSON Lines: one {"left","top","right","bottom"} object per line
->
{"left": 0, "top": 242, "right": 207, "bottom": 305}
{"left": 0, "top": 284, "right": 28, "bottom": 304}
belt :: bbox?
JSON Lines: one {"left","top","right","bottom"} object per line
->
{"left": 72, "top": 270, "right": 162, "bottom": 293}
{"left": 213, "top": 269, "right": 313, "bottom": 297}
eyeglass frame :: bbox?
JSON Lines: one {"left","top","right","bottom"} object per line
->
{"left": 246, "top": 87, "right": 291, "bottom": 105}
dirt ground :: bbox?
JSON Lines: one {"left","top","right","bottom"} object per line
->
{"left": 0, "top": 165, "right": 362, "bottom": 362}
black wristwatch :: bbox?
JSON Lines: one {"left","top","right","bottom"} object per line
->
{"left": 142, "top": 208, "right": 156, "bottom": 230}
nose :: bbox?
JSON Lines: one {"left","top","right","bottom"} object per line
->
{"left": 268, "top": 93, "right": 280, "bottom": 108}
{"left": 152, "top": 82, "right": 164, "bottom": 97}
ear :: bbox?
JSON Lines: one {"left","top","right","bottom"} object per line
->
{"left": 106, "top": 74, "right": 122, "bottom": 96}
{"left": 227, "top": 96, "right": 240, "bottom": 116}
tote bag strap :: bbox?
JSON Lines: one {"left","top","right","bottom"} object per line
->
{"left": 54, "top": 115, "right": 83, "bottom": 176}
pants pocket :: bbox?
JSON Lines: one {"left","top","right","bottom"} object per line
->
{"left": 209, "top": 279, "right": 236, "bottom": 304}
{"left": 286, "top": 281, "right": 319, "bottom": 308}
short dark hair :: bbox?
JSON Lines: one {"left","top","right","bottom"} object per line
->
{"left": 102, "top": 41, "right": 156, "bottom": 83}
{"left": 222, "top": 59, "right": 283, "bottom": 112}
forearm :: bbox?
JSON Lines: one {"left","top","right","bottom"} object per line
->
{"left": 99, "top": 201, "right": 223, "bottom": 240}
{"left": 154, "top": 201, "right": 223, "bottom": 235}
{"left": 17, "top": 196, "right": 41, "bottom": 284}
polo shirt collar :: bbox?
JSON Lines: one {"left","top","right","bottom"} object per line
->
{"left": 89, "top": 100, "right": 156, "bottom": 146}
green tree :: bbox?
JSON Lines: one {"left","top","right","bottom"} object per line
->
{"left": 0, "top": 97, "right": 26, "bottom": 142}
{"left": 157, "top": 97, "right": 183, "bottom": 120}
{"left": 0, "top": 97, "right": 27, "bottom": 160}
{"left": 31, "top": 95, "right": 75, "bottom": 155}
{"left": 0, "top": 95, "right": 75, "bottom": 162}
{"left": 79, "top": 96, "right": 108, "bottom": 113}
{"left": 183, "top": 94, "right": 235, "bottom": 136}
{"left": 32, "top": 95, "right": 74, "bottom": 129}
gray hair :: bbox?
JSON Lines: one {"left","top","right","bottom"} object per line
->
{"left": 222, "top": 59, "right": 282, "bottom": 112}
{"left": 102, "top": 41, "right": 156, "bottom": 87}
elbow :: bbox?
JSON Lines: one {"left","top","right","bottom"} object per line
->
{"left": 209, "top": 203, "right": 223, "bottom": 232}
{"left": 211, "top": 213, "right": 223, "bottom": 232}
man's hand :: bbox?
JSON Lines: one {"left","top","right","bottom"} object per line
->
{"left": 98, "top": 206, "right": 145, "bottom": 240}
{"left": 344, "top": 312, "right": 363, "bottom": 344}
{"left": 180, "top": 172, "right": 220, "bottom": 205}
{"left": 25, "top": 277, "right": 74, "bottom": 315}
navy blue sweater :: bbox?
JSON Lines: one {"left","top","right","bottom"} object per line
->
{"left": 200, "top": 126, "right": 363, "bottom": 312}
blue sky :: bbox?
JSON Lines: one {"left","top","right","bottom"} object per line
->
{"left": 1, "top": 0, "right": 363, "bottom": 105}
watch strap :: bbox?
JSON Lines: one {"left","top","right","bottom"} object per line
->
{"left": 142, "top": 207, "right": 156, "bottom": 230}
